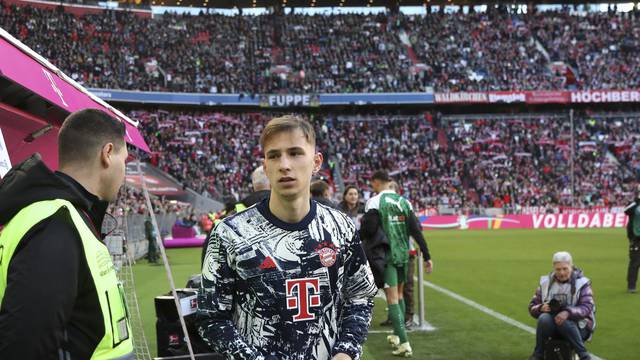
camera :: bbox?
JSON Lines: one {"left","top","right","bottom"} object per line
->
{"left": 548, "top": 298, "right": 562, "bottom": 313}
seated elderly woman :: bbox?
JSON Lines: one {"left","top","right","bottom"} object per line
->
{"left": 527, "top": 251, "right": 595, "bottom": 360}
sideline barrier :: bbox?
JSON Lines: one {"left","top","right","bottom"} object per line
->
{"left": 89, "top": 88, "right": 640, "bottom": 107}
{"left": 420, "top": 212, "right": 628, "bottom": 231}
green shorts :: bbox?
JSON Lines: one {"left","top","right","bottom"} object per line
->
{"left": 383, "top": 262, "right": 407, "bottom": 288}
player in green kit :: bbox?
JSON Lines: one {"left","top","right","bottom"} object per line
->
{"left": 361, "top": 171, "right": 433, "bottom": 357}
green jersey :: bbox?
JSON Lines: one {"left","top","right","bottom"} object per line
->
{"left": 366, "top": 190, "right": 413, "bottom": 265}
{"left": 634, "top": 206, "right": 640, "bottom": 237}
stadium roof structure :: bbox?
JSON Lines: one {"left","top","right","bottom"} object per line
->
{"left": 143, "top": 0, "right": 638, "bottom": 8}
{"left": 0, "top": 26, "right": 150, "bottom": 171}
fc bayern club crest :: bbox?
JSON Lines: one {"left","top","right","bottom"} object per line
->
{"left": 315, "top": 242, "right": 337, "bottom": 267}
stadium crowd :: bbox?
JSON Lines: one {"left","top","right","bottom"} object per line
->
{"left": 1, "top": 1, "right": 638, "bottom": 213}
{"left": 530, "top": 9, "right": 640, "bottom": 90}
{"left": 109, "top": 186, "right": 193, "bottom": 215}
{"left": 126, "top": 109, "right": 640, "bottom": 212}
{"left": 328, "top": 114, "right": 466, "bottom": 210}
{"left": 135, "top": 110, "right": 331, "bottom": 199}
{"left": 444, "top": 114, "right": 631, "bottom": 210}
{"left": 1, "top": 3, "right": 639, "bottom": 93}
{"left": 404, "top": 11, "right": 561, "bottom": 92}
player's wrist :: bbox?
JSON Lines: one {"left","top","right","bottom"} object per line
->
{"left": 332, "top": 344, "right": 358, "bottom": 360}
{"left": 331, "top": 353, "right": 352, "bottom": 360}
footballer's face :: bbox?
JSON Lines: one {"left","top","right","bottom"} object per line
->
{"left": 263, "top": 129, "right": 323, "bottom": 201}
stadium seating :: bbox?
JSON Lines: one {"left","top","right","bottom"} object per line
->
{"left": 133, "top": 110, "right": 332, "bottom": 199}
{"left": 1, "top": 4, "right": 638, "bottom": 93}
{"left": 128, "top": 109, "right": 640, "bottom": 212}
{"left": 2, "top": 2, "right": 638, "bottom": 212}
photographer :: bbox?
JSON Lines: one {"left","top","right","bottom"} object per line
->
{"left": 527, "top": 252, "right": 595, "bottom": 360}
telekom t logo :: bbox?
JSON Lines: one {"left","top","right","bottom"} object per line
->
{"left": 42, "top": 68, "right": 68, "bottom": 107}
{"left": 286, "top": 278, "right": 321, "bottom": 322}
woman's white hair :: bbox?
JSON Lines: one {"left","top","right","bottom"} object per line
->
{"left": 552, "top": 251, "right": 573, "bottom": 265}
{"left": 251, "top": 166, "right": 270, "bottom": 191}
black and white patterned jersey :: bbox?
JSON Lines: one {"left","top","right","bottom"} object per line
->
{"left": 197, "top": 199, "right": 377, "bottom": 360}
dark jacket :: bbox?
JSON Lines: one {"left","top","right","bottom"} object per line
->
{"left": 312, "top": 196, "right": 339, "bottom": 209}
{"left": 360, "top": 209, "right": 431, "bottom": 262}
{"left": 528, "top": 268, "right": 596, "bottom": 335}
{"left": 624, "top": 198, "right": 640, "bottom": 243}
{"left": 0, "top": 154, "right": 107, "bottom": 360}
{"left": 338, "top": 201, "right": 364, "bottom": 220}
{"left": 240, "top": 190, "right": 270, "bottom": 208}
{"left": 359, "top": 205, "right": 432, "bottom": 289}
{"left": 358, "top": 224, "right": 390, "bottom": 289}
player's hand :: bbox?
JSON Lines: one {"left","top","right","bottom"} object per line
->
{"left": 540, "top": 303, "right": 551, "bottom": 313}
{"left": 331, "top": 353, "right": 352, "bottom": 360}
{"left": 424, "top": 260, "right": 433, "bottom": 274}
{"left": 554, "top": 310, "right": 569, "bottom": 326}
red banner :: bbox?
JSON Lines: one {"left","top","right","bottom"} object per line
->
{"left": 487, "top": 92, "right": 527, "bottom": 104}
{"left": 526, "top": 91, "right": 570, "bottom": 104}
{"left": 435, "top": 90, "right": 568, "bottom": 104}
{"left": 434, "top": 90, "right": 640, "bottom": 105}
{"left": 486, "top": 91, "right": 570, "bottom": 104}
{"left": 419, "top": 213, "right": 628, "bottom": 231}
{"left": 570, "top": 90, "right": 640, "bottom": 104}
{"left": 434, "top": 92, "right": 488, "bottom": 104}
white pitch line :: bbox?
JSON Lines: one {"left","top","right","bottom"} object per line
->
{"left": 369, "top": 325, "right": 437, "bottom": 334}
{"left": 423, "top": 280, "right": 604, "bottom": 360}
{"left": 371, "top": 290, "right": 438, "bottom": 332}
{"left": 424, "top": 280, "right": 536, "bottom": 334}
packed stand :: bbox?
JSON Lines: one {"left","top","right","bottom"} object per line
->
{"left": 329, "top": 112, "right": 638, "bottom": 212}
{"left": 529, "top": 9, "right": 640, "bottom": 90}
{"left": 0, "top": 3, "right": 277, "bottom": 93}
{"left": 573, "top": 112, "right": 640, "bottom": 205}
{"left": 1, "top": 2, "right": 640, "bottom": 93}
{"left": 133, "top": 110, "right": 331, "bottom": 200}
{"left": 110, "top": 110, "right": 640, "bottom": 213}
{"left": 327, "top": 114, "right": 467, "bottom": 210}
{"left": 109, "top": 186, "right": 193, "bottom": 215}
{"left": 402, "top": 10, "right": 560, "bottom": 92}
{"left": 446, "top": 116, "right": 573, "bottom": 210}
{"left": 279, "top": 13, "right": 418, "bottom": 92}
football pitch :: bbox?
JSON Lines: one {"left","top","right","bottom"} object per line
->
{"left": 133, "top": 228, "right": 637, "bottom": 359}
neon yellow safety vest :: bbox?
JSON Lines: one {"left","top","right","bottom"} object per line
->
{"left": 0, "top": 199, "right": 134, "bottom": 359}
{"left": 235, "top": 203, "right": 247, "bottom": 213}
{"left": 213, "top": 203, "right": 248, "bottom": 227}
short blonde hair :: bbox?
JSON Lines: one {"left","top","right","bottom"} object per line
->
{"left": 260, "top": 115, "right": 316, "bottom": 149}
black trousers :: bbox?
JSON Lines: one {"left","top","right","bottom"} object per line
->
{"left": 628, "top": 243, "right": 640, "bottom": 290}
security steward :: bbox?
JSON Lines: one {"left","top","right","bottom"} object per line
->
{"left": 0, "top": 109, "right": 134, "bottom": 359}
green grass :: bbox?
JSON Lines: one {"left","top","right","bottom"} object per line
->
{"left": 132, "top": 248, "right": 202, "bottom": 357}
{"left": 133, "top": 228, "right": 637, "bottom": 359}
